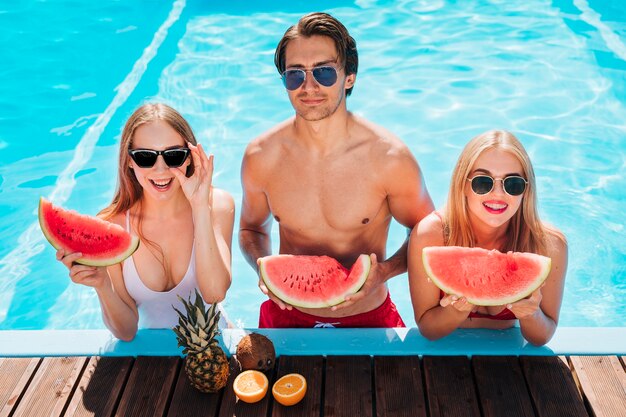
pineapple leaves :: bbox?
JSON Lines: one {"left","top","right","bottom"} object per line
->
{"left": 172, "top": 289, "right": 223, "bottom": 356}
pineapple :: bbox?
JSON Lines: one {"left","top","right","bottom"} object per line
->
{"left": 173, "top": 289, "right": 230, "bottom": 393}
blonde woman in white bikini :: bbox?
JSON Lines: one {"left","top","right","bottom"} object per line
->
{"left": 57, "top": 103, "right": 234, "bottom": 341}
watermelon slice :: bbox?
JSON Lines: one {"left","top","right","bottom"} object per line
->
{"left": 422, "top": 246, "right": 551, "bottom": 306}
{"left": 38, "top": 197, "right": 139, "bottom": 266}
{"left": 259, "top": 254, "right": 371, "bottom": 308}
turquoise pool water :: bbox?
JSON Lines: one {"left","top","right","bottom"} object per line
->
{"left": 1, "top": 0, "right": 624, "bottom": 331}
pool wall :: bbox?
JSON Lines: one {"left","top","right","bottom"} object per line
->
{"left": 1, "top": 327, "right": 625, "bottom": 357}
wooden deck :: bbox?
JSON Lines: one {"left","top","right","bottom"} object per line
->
{"left": 1, "top": 355, "right": 625, "bottom": 417}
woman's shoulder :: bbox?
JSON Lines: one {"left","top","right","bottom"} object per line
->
{"left": 98, "top": 210, "right": 126, "bottom": 229}
{"left": 212, "top": 187, "right": 235, "bottom": 214}
{"left": 542, "top": 222, "right": 568, "bottom": 255}
{"left": 420, "top": 210, "right": 444, "bottom": 229}
{"left": 412, "top": 211, "right": 445, "bottom": 245}
{"left": 542, "top": 222, "right": 568, "bottom": 263}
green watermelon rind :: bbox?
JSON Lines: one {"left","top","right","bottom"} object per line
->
{"left": 38, "top": 197, "right": 140, "bottom": 267}
{"left": 422, "top": 246, "right": 552, "bottom": 306}
{"left": 259, "top": 254, "right": 371, "bottom": 309}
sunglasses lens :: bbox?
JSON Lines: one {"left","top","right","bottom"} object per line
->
{"left": 312, "top": 66, "right": 338, "bottom": 87}
{"left": 130, "top": 150, "right": 158, "bottom": 168}
{"left": 471, "top": 176, "right": 494, "bottom": 195}
{"left": 282, "top": 69, "right": 305, "bottom": 90}
{"left": 504, "top": 177, "right": 526, "bottom": 196}
{"left": 163, "top": 149, "right": 189, "bottom": 167}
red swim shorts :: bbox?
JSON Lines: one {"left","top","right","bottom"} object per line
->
{"left": 258, "top": 293, "right": 406, "bottom": 328}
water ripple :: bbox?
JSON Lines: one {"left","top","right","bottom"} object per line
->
{"left": 2, "top": 0, "right": 625, "bottom": 328}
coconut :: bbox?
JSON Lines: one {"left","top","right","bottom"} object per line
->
{"left": 236, "top": 333, "right": 276, "bottom": 371}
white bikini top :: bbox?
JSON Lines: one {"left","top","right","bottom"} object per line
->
{"left": 122, "top": 211, "right": 228, "bottom": 329}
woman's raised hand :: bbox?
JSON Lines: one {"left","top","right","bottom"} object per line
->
{"left": 170, "top": 142, "right": 213, "bottom": 207}
{"left": 56, "top": 248, "right": 109, "bottom": 289}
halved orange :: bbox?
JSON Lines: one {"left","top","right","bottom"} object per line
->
{"left": 233, "top": 370, "right": 269, "bottom": 403}
{"left": 272, "top": 373, "right": 307, "bottom": 406}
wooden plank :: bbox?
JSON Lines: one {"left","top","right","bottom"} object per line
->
{"left": 272, "top": 355, "right": 323, "bottom": 417}
{"left": 0, "top": 357, "right": 41, "bottom": 417}
{"left": 472, "top": 356, "right": 535, "bottom": 417}
{"left": 64, "top": 356, "right": 133, "bottom": 417}
{"left": 324, "top": 355, "right": 372, "bottom": 417}
{"left": 423, "top": 356, "right": 480, "bottom": 417}
{"left": 520, "top": 356, "right": 587, "bottom": 417}
{"left": 114, "top": 356, "right": 179, "bottom": 417}
{"left": 166, "top": 358, "right": 221, "bottom": 417}
{"left": 570, "top": 356, "right": 626, "bottom": 417}
{"left": 374, "top": 356, "right": 426, "bottom": 417}
{"left": 11, "top": 356, "right": 88, "bottom": 417}
{"left": 218, "top": 356, "right": 272, "bottom": 417}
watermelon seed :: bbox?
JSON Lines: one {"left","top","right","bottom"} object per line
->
{"left": 283, "top": 277, "right": 288, "bottom": 283}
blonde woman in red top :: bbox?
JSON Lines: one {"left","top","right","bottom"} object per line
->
{"left": 408, "top": 130, "right": 568, "bottom": 346}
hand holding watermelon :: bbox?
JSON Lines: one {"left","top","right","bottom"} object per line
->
{"left": 439, "top": 294, "right": 475, "bottom": 313}
{"left": 169, "top": 142, "right": 214, "bottom": 208}
{"left": 422, "top": 246, "right": 551, "bottom": 306}
{"left": 258, "top": 254, "right": 371, "bottom": 309}
{"left": 331, "top": 253, "right": 379, "bottom": 311}
{"left": 257, "top": 265, "right": 294, "bottom": 311}
{"left": 506, "top": 287, "right": 543, "bottom": 319}
{"left": 39, "top": 198, "right": 139, "bottom": 266}
{"left": 56, "top": 248, "right": 110, "bottom": 290}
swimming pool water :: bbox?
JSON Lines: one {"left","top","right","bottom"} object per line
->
{"left": 0, "top": 0, "right": 624, "bottom": 330}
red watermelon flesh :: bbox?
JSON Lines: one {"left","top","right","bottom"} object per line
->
{"left": 38, "top": 197, "right": 139, "bottom": 266}
{"left": 259, "top": 254, "right": 371, "bottom": 308}
{"left": 422, "top": 246, "right": 551, "bottom": 306}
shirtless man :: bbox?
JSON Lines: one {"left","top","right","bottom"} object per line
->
{"left": 239, "top": 12, "right": 434, "bottom": 328}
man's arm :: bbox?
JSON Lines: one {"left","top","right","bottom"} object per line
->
{"left": 381, "top": 149, "right": 434, "bottom": 279}
{"left": 239, "top": 145, "right": 294, "bottom": 311}
{"left": 334, "top": 146, "right": 434, "bottom": 310}
{"left": 238, "top": 147, "right": 273, "bottom": 272}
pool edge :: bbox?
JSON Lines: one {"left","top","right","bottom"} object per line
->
{"left": 1, "top": 327, "right": 625, "bottom": 357}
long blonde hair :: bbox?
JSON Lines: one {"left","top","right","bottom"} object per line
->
{"left": 99, "top": 104, "right": 197, "bottom": 270}
{"left": 443, "top": 130, "right": 564, "bottom": 255}
{"left": 100, "top": 103, "right": 197, "bottom": 220}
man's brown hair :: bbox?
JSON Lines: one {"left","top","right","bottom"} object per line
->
{"left": 274, "top": 12, "right": 358, "bottom": 96}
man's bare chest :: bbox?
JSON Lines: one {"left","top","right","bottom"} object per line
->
{"left": 265, "top": 164, "right": 388, "bottom": 231}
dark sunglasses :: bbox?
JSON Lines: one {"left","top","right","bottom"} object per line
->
{"left": 128, "top": 147, "right": 190, "bottom": 168}
{"left": 281, "top": 66, "right": 338, "bottom": 90}
{"left": 467, "top": 175, "right": 528, "bottom": 196}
